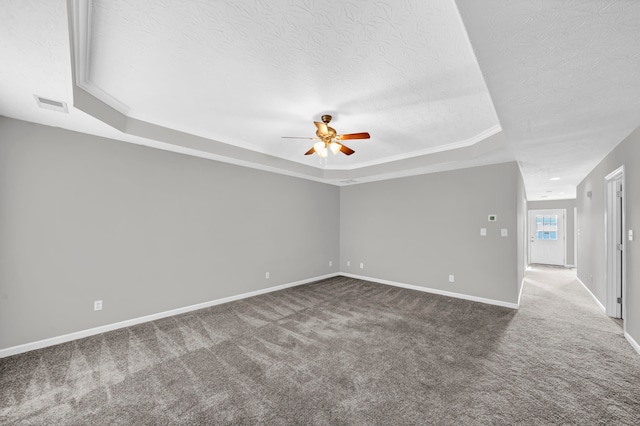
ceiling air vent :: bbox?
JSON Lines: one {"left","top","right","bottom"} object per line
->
{"left": 34, "top": 95, "right": 68, "bottom": 113}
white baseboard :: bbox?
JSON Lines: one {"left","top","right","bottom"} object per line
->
{"left": 576, "top": 276, "right": 606, "bottom": 313}
{"left": 0, "top": 273, "right": 339, "bottom": 359}
{"left": 625, "top": 331, "right": 640, "bottom": 356}
{"left": 340, "top": 273, "right": 519, "bottom": 309}
{"left": 575, "top": 278, "right": 640, "bottom": 357}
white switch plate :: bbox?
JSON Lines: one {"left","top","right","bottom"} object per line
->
{"left": 501, "top": 228, "right": 508, "bottom": 237}
{"left": 347, "top": 261, "right": 351, "bottom": 266}
{"left": 265, "top": 272, "right": 270, "bottom": 279}
{"left": 360, "top": 263, "right": 364, "bottom": 269}
{"left": 629, "top": 230, "right": 634, "bottom": 241}
{"left": 448, "top": 275, "right": 455, "bottom": 283}
{"left": 480, "top": 228, "right": 487, "bottom": 236}
{"left": 329, "top": 260, "right": 332, "bottom": 267}
{"left": 94, "top": 300, "right": 102, "bottom": 311}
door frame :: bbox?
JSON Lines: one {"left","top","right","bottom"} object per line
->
{"left": 528, "top": 209, "right": 567, "bottom": 266}
{"left": 604, "top": 166, "right": 626, "bottom": 321}
{"left": 573, "top": 207, "right": 578, "bottom": 268}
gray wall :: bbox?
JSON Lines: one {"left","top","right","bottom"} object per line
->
{"left": 577, "top": 126, "right": 640, "bottom": 345}
{"left": 0, "top": 117, "right": 340, "bottom": 350}
{"left": 340, "top": 162, "right": 520, "bottom": 304}
{"left": 528, "top": 199, "right": 577, "bottom": 266}
{"left": 517, "top": 166, "right": 527, "bottom": 296}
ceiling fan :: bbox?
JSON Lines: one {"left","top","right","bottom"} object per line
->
{"left": 282, "top": 115, "right": 370, "bottom": 157}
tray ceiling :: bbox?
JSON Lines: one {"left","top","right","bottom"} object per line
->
{"left": 81, "top": 0, "right": 501, "bottom": 168}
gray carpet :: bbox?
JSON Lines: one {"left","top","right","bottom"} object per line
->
{"left": 2, "top": 266, "right": 640, "bottom": 425}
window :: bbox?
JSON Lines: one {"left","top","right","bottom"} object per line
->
{"left": 536, "top": 215, "right": 558, "bottom": 240}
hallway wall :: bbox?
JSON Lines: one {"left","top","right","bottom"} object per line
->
{"left": 577, "top": 126, "right": 640, "bottom": 350}
{"left": 517, "top": 166, "right": 527, "bottom": 297}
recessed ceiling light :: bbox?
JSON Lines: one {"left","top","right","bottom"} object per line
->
{"left": 549, "top": 177, "right": 560, "bottom": 181}
{"left": 34, "top": 95, "right": 68, "bottom": 113}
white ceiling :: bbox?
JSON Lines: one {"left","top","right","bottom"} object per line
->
{"left": 1, "top": 0, "right": 639, "bottom": 200}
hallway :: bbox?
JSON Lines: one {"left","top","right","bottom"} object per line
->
{"left": 500, "top": 265, "right": 640, "bottom": 423}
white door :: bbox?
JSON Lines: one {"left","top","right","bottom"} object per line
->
{"left": 529, "top": 209, "right": 566, "bottom": 266}
{"left": 614, "top": 179, "right": 623, "bottom": 318}
{"left": 605, "top": 168, "right": 624, "bottom": 319}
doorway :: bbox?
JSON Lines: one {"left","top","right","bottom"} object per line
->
{"left": 528, "top": 209, "right": 566, "bottom": 266}
{"left": 605, "top": 166, "right": 625, "bottom": 320}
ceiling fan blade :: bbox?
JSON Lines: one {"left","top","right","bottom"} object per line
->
{"left": 339, "top": 144, "right": 355, "bottom": 155}
{"left": 314, "top": 121, "right": 329, "bottom": 136}
{"left": 304, "top": 147, "right": 316, "bottom": 155}
{"left": 337, "top": 132, "right": 370, "bottom": 140}
{"left": 281, "top": 136, "right": 319, "bottom": 140}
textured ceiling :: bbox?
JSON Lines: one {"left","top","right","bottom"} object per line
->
{"left": 456, "top": 0, "right": 640, "bottom": 200}
{"left": 1, "top": 0, "right": 639, "bottom": 199}
{"left": 86, "top": 0, "right": 500, "bottom": 169}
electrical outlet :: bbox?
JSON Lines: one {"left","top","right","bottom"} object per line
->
{"left": 480, "top": 228, "right": 487, "bottom": 236}
{"left": 360, "top": 263, "right": 364, "bottom": 269}
{"left": 501, "top": 228, "right": 508, "bottom": 237}
{"left": 347, "top": 261, "right": 351, "bottom": 266}
{"left": 94, "top": 300, "right": 102, "bottom": 311}
{"left": 329, "top": 260, "right": 332, "bottom": 267}
{"left": 265, "top": 272, "right": 270, "bottom": 279}
{"left": 448, "top": 275, "right": 455, "bottom": 283}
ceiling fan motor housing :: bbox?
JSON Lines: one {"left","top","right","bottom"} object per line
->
{"left": 317, "top": 126, "right": 337, "bottom": 141}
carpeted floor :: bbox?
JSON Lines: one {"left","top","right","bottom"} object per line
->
{"left": 2, "top": 266, "right": 640, "bottom": 425}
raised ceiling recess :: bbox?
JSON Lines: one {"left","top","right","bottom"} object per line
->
{"left": 69, "top": 0, "right": 504, "bottom": 185}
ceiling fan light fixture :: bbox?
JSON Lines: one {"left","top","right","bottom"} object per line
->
{"left": 314, "top": 141, "right": 328, "bottom": 157}
{"left": 282, "top": 115, "right": 369, "bottom": 157}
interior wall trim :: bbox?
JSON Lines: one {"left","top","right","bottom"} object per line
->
{"left": 625, "top": 331, "right": 640, "bottom": 356}
{"left": 340, "top": 273, "right": 519, "bottom": 309}
{"left": 0, "top": 273, "right": 339, "bottom": 359}
{"left": 576, "top": 276, "right": 606, "bottom": 313}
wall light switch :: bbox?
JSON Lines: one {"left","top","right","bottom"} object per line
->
{"left": 480, "top": 228, "right": 487, "bottom": 236}
{"left": 265, "top": 272, "right": 270, "bottom": 279}
{"left": 448, "top": 275, "right": 455, "bottom": 283}
{"left": 329, "top": 261, "right": 332, "bottom": 267}
{"left": 360, "top": 263, "right": 364, "bottom": 269}
{"left": 347, "top": 261, "right": 351, "bottom": 266}
{"left": 94, "top": 300, "right": 102, "bottom": 311}
{"left": 629, "top": 230, "right": 634, "bottom": 241}
{"left": 501, "top": 228, "right": 508, "bottom": 237}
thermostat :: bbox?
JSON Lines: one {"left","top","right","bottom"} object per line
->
{"left": 488, "top": 215, "right": 497, "bottom": 222}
